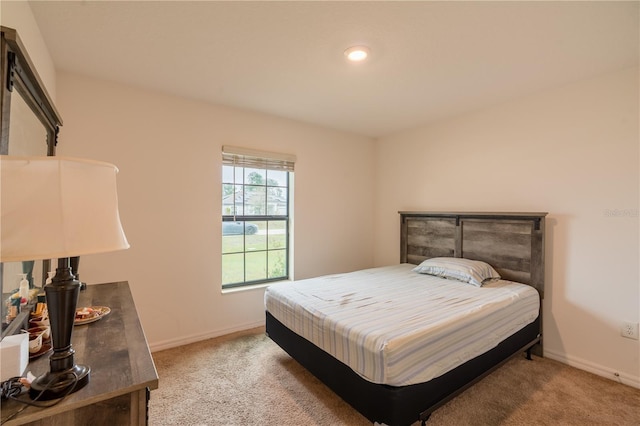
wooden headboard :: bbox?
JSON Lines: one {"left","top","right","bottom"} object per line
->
{"left": 400, "top": 212, "right": 547, "bottom": 298}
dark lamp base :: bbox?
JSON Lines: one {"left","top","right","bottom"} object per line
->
{"left": 29, "top": 364, "right": 90, "bottom": 401}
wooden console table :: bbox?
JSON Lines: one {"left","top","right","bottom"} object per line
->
{"left": 1, "top": 281, "right": 159, "bottom": 425}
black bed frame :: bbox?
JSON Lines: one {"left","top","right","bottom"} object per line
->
{"left": 266, "top": 211, "right": 547, "bottom": 425}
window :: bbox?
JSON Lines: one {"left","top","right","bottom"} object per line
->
{"left": 221, "top": 146, "right": 294, "bottom": 289}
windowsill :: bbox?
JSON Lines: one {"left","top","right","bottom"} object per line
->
{"left": 221, "top": 279, "right": 291, "bottom": 294}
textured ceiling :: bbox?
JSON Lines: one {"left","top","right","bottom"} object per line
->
{"left": 29, "top": 1, "right": 639, "bottom": 138}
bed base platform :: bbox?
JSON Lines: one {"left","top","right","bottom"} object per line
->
{"left": 266, "top": 311, "right": 541, "bottom": 426}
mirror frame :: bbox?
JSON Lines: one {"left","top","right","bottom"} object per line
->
{"left": 1, "top": 26, "right": 61, "bottom": 154}
{"left": 1, "top": 26, "right": 62, "bottom": 308}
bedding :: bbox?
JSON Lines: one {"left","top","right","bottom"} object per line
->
{"left": 265, "top": 263, "right": 539, "bottom": 387}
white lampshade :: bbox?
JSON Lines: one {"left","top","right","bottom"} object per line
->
{"left": 0, "top": 156, "right": 129, "bottom": 262}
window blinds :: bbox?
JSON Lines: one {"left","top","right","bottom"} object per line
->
{"left": 222, "top": 145, "right": 295, "bottom": 172}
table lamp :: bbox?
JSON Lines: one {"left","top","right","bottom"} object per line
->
{"left": 0, "top": 156, "right": 129, "bottom": 400}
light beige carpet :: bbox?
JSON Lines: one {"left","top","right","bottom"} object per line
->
{"left": 149, "top": 327, "right": 640, "bottom": 425}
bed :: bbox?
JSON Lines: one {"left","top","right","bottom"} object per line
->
{"left": 265, "top": 211, "right": 547, "bottom": 425}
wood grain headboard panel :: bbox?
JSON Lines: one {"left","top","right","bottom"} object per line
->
{"left": 400, "top": 212, "right": 547, "bottom": 297}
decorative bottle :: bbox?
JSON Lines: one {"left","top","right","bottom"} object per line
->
{"left": 19, "top": 274, "right": 29, "bottom": 311}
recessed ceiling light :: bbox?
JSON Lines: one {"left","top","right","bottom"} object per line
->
{"left": 344, "top": 46, "right": 370, "bottom": 62}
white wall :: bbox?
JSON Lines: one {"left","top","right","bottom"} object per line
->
{"left": 55, "top": 72, "right": 375, "bottom": 351}
{"left": 374, "top": 66, "right": 640, "bottom": 387}
{"left": 5, "top": 0, "right": 638, "bottom": 388}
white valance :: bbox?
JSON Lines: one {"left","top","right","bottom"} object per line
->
{"left": 222, "top": 146, "right": 295, "bottom": 172}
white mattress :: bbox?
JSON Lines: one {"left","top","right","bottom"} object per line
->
{"left": 265, "top": 264, "right": 539, "bottom": 386}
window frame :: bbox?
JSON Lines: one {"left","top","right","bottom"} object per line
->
{"left": 221, "top": 149, "right": 293, "bottom": 289}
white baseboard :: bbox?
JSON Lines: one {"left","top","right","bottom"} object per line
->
{"left": 149, "top": 327, "right": 640, "bottom": 390}
{"left": 148, "top": 320, "right": 265, "bottom": 353}
{"left": 544, "top": 348, "right": 640, "bottom": 389}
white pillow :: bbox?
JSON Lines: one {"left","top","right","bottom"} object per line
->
{"left": 412, "top": 257, "right": 500, "bottom": 287}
